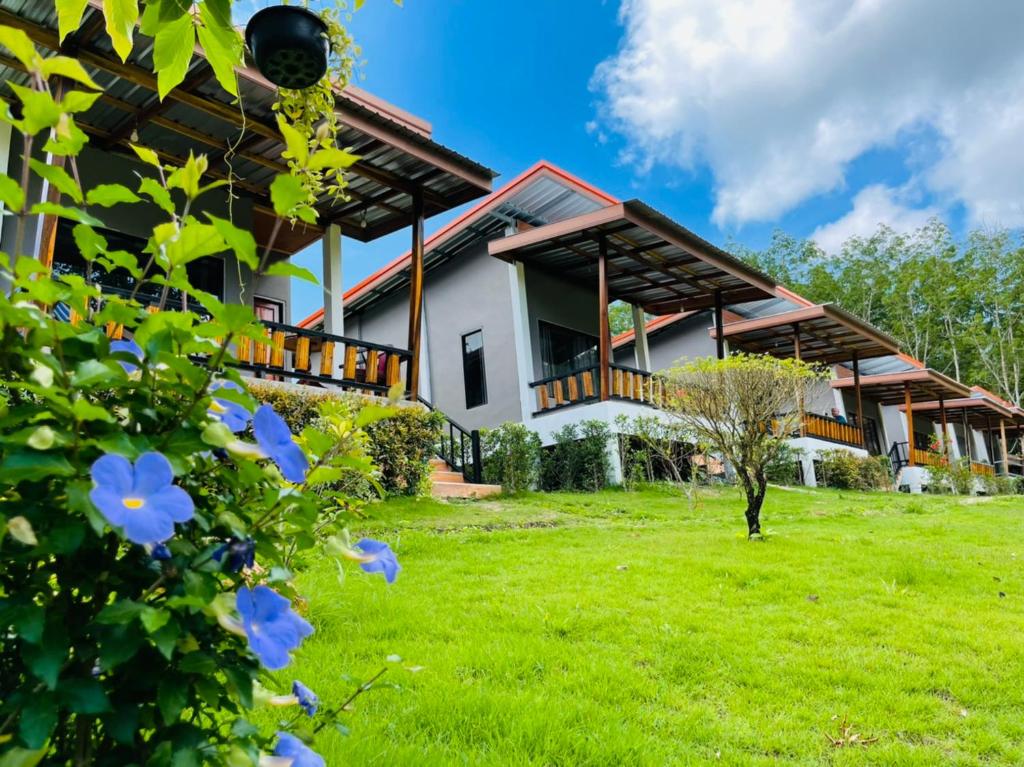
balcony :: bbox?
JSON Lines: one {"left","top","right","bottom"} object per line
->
{"left": 800, "top": 412, "right": 865, "bottom": 448}
{"left": 529, "top": 364, "right": 663, "bottom": 414}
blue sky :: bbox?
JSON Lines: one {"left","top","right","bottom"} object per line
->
{"left": 278, "top": 0, "right": 1024, "bottom": 321}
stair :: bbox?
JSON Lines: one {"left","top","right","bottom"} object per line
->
{"left": 428, "top": 458, "right": 502, "bottom": 500}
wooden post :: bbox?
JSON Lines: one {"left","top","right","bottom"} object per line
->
{"left": 793, "top": 323, "right": 805, "bottom": 436}
{"left": 405, "top": 191, "right": 425, "bottom": 399}
{"left": 1000, "top": 418, "right": 1009, "bottom": 476}
{"left": 598, "top": 235, "right": 610, "bottom": 401}
{"left": 38, "top": 77, "right": 67, "bottom": 271}
{"left": 853, "top": 351, "right": 864, "bottom": 448}
{"left": 714, "top": 289, "right": 725, "bottom": 360}
{"left": 986, "top": 415, "right": 995, "bottom": 471}
{"left": 904, "top": 381, "right": 915, "bottom": 466}
{"left": 938, "top": 394, "right": 948, "bottom": 459}
{"left": 962, "top": 409, "right": 972, "bottom": 462}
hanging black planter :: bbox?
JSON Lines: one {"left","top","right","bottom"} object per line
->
{"left": 245, "top": 5, "right": 330, "bottom": 90}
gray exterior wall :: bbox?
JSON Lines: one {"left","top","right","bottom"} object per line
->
{"left": 347, "top": 241, "right": 522, "bottom": 431}
{"left": 1, "top": 140, "right": 291, "bottom": 319}
{"left": 523, "top": 263, "right": 599, "bottom": 380}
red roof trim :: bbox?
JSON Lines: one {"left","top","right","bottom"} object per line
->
{"left": 298, "top": 161, "right": 619, "bottom": 329}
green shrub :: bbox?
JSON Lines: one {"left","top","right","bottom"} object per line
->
{"left": 614, "top": 413, "right": 692, "bottom": 488}
{"left": 980, "top": 473, "right": 1024, "bottom": 496}
{"left": 249, "top": 382, "right": 441, "bottom": 497}
{"left": 765, "top": 442, "right": 804, "bottom": 485}
{"left": 817, "top": 450, "right": 891, "bottom": 490}
{"left": 540, "top": 420, "right": 612, "bottom": 492}
{"left": 482, "top": 422, "right": 542, "bottom": 493}
{"left": 926, "top": 457, "right": 974, "bottom": 495}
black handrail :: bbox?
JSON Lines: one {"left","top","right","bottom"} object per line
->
{"left": 609, "top": 361, "right": 651, "bottom": 377}
{"left": 888, "top": 442, "right": 909, "bottom": 476}
{"left": 528, "top": 365, "right": 600, "bottom": 389}
{"left": 417, "top": 396, "right": 482, "bottom": 484}
{"left": 263, "top": 320, "right": 412, "bottom": 359}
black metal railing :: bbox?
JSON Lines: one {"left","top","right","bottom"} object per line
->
{"left": 418, "top": 397, "right": 482, "bottom": 484}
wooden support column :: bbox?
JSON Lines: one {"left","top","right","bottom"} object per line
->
{"left": 793, "top": 323, "right": 805, "bottom": 436}
{"left": 598, "top": 235, "right": 610, "bottom": 401}
{"left": 632, "top": 303, "right": 651, "bottom": 371}
{"left": 904, "top": 382, "right": 915, "bottom": 466}
{"left": 405, "top": 191, "right": 425, "bottom": 399}
{"left": 852, "top": 351, "right": 864, "bottom": 448}
{"left": 938, "top": 394, "right": 948, "bottom": 459}
{"left": 714, "top": 289, "right": 725, "bottom": 360}
{"left": 321, "top": 224, "right": 344, "bottom": 336}
{"left": 37, "top": 77, "right": 66, "bottom": 271}
{"left": 962, "top": 410, "right": 972, "bottom": 462}
{"left": 985, "top": 416, "right": 995, "bottom": 469}
{"left": 1000, "top": 418, "right": 1009, "bottom": 476}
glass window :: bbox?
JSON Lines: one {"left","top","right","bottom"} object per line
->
{"left": 539, "top": 320, "right": 598, "bottom": 378}
{"left": 462, "top": 330, "right": 487, "bottom": 409}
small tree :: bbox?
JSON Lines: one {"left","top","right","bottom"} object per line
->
{"left": 659, "top": 354, "right": 825, "bottom": 538}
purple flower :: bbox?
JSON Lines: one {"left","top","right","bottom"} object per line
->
{"left": 236, "top": 585, "right": 312, "bottom": 670}
{"left": 213, "top": 536, "right": 256, "bottom": 572}
{"left": 292, "top": 680, "right": 318, "bottom": 716}
{"left": 273, "top": 733, "right": 324, "bottom": 767}
{"left": 253, "top": 405, "right": 308, "bottom": 483}
{"left": 208, "top": 381, "right": 252, "bottom": 433}
{"left": 356, "top": 538, "right": 401, "bottom": 584}
{"left": 110, "top": 339, "right": 143, "bottom": 374}
{"left": 89, "top": 452, "right": 194, "bottom": 544}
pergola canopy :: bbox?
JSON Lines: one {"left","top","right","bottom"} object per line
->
{"left": 900, "top": 396, "right": 1023, "bottom": 429}
{"left": 487, "top": 200, "right": 777, "bottom": 314}
{"left": 0, "top": 0, "right": 495, "bottom": 254}
{"left": 831, "top": 368, "right": 971, "bottom": 406}
{"left": 709, "top": 303, "right": 900, "bottom": 364}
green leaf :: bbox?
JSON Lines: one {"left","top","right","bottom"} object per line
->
{"left": 96, "top": 600, "right": 146, "bottom": 624}
{"left": 29, "top": 202, "right": 103, "bottom": 226}
{"left": 101, "top": 704, "right": 139, "bottom": 744}
{"left": 61, "top": 678, "right": 112, "bottom": 714}
{"left": 0, "top": 25, "right": 37, "bottom": 68}
{"left": 0, "top": 746, "right": 47, "bottom": 767}
{"left": 276, "top": 114, "right": 308, "bottom": 167}
{"left": 139, "top": 177, "right": 175, "bottom": 215}
{"left": 206, "top": 213, "right": 257, "bottom": 269}
{"left": 197, "top": 2, "right": 241, "bottom": 97}
{"left": 6, "top": 603, "right": 44, "bottom": 643}
{"left": 60, "top": 89, "right": 102, "bottom": 114}
{"left": 72, "top": 358, "right": 119, "bottom": 388}
{"left": 166, "top": 221, "right": 226, "bottom": 266}
{"left": 102, "top": 0, "right": 140, "bottom": 62}
{"left": 23, "top": 629, "right": 67, "bottom": 689}
{"left": 0, "top": 171, "right": 23, "bottom": 212}
{"left": 19, "top": 692, "right": 57, "bottom": 748}
{"left": 130, "top": 143, "right": 162, "bottom": 169}
{"left": 0, "top": 451, "right": 74, "bottom": 483}
{"left": 157, "top": 675, "right": 188, "bottom": 725}
{"left": 86, "top": 183, "right": 141, "bottom": 207}
{"left": 263, "top": 260, "right": 318, "bottom": 284}
{"left": 71, "top": 398, "right": 117, "bottom": 422}
{"left": 308, "top": 147, "right": 360, "bottom": 172}
{"left": 29, "top": 159, "right": 82, "bottom": 204}
{"left": 56, "top": 0, "right": 91, "bottom": 43}
{"left": 40, "top": 55, "right": 100, "bottom": 89}
{"left": 166, "top": 152, "right": 208, "bottom": 200}
{"left": 8, "top": 84, "right": 60, "bottom": 135}
{"left": 269, "top": 173, "right": 308, "bottom": 218}
{"left": 140, "top": 606, "right": 171, "bottom": 634}
{"left": 154, "top": 13, "right": 195, "bottom": 100}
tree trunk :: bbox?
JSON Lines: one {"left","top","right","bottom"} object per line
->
{"left": 739, "top": 469, "right": 768, "bottom": 538}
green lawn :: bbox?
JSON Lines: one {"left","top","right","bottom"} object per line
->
{"left": 271, "top": 486, "right": 1024, "bottom": 766}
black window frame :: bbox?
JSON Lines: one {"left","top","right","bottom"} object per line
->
{"left": 538, "top": 319, "right": 599, "bottom": 378}
{"left": 461, "top": 329, "right": 488, "bottom": 410}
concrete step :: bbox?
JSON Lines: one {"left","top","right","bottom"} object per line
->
{"left": 431, "top": 469, "right": 466, "bottom": 483}
{"left": 428, "top": 458, "right": 450, "bottom": 471}
{"left": 430, "top": 481, "right": 502, "bottom": 500}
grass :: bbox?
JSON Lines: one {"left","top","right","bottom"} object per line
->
{"left": 266, "top": 485, "right": 1024, "bottom": 765}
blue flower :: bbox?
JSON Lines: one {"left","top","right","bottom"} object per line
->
{"left": 150, "top": 543, "right": 172, "bottom": 561}
{"left": 110, "top": 339, "right": 143, "bottom": 374}
{"left": 356, "top": 538, "right": 401, "bottom": 584}
{"left": 208, "top": 381, "right": 252, "bottom": 433}
{"left": 292, "top": 680, "right": 318, "bottom": 716}
{"left": 89, "top": 452, "right": 194, "bottom": 544}
{"left": 213, "top": 536, "right": 256, "bottom": 572}
{"left": 253, "top": 405, "right": 308, "bottom": 483}
{"left": 273, "top": 732, "right": 324, "bottom": 767}
{"left": 236, "top": 585, "right": 313, "bottom": 670}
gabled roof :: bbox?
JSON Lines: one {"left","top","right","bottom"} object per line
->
{"left": 299, "top": 161, "right": 618, "bottom": 328}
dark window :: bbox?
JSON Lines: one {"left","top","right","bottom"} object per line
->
{"left": 539, "top": 320, "right": 598, "bottom": 378}
{"left": 51, "top": 219, "right": 224, "bottom": 308}
{"left": 462, "top": 330, "right": 487, "bottom": 409}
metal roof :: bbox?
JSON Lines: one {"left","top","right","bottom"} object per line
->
{"left": 0, "top": 0, "right": 495, "bottom": 254}
{"left": 487, "top": 200, "right": 777, "bottom": 314}
{"left": 901, "top": 396, "right": 1024, "bottom": 429}
{"left": 831, "top": 368, "right": 971, "bottom": 406}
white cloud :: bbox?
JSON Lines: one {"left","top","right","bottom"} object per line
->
{"left": 593, "top": 0, "right": 1024, "bottom": 228}
{"left": 810, "top": 185, "right": 939, "bottom": 253}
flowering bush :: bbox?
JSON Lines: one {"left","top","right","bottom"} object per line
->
{"left": 0, "top": 18, "right": 398, "bottom": 764}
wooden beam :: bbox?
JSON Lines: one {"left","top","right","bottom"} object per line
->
{"left": 1000, "top": 418, "right": 1009, "bottom": 476}
{"left": 853, "top": 351, "right": 865, "bottom": 448}
{"left": 405, "top": 192, "right": 424, "bottom": 398}
{"left": 939, "top": 393, "right": 948, "bottom": 459}
{"left": 905, "top": 381, "right": 915, "bottom": 466}
{"left": 794, "top": 323, "right": 804, "bottom": 436}
{"left": 598, "top": 235, "right": 610, "bottom": 401}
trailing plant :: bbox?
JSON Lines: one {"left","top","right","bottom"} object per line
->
{"left": 0, "top": 27, "right": 398, "bottom": 765}
{"left": 481, "top": 422, "right": 542, "bottom": 493}
{"left": 540, "top": 420, "right": 612, "bottom": 492}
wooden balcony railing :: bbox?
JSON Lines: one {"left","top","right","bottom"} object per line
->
{"left": 971, "top": 461, "right": 995, "bottom": 476}
{"left": 801, "top": 412, "right": 864, "bottom": 448}
{"left": 234, "top": 321, "right": 411, "bottom": 396}
{"left": 529, "top": 364, "right": 666, "bottom": 413}
{"left": 911, "top": 448, "right": 945, "bottom": 468}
